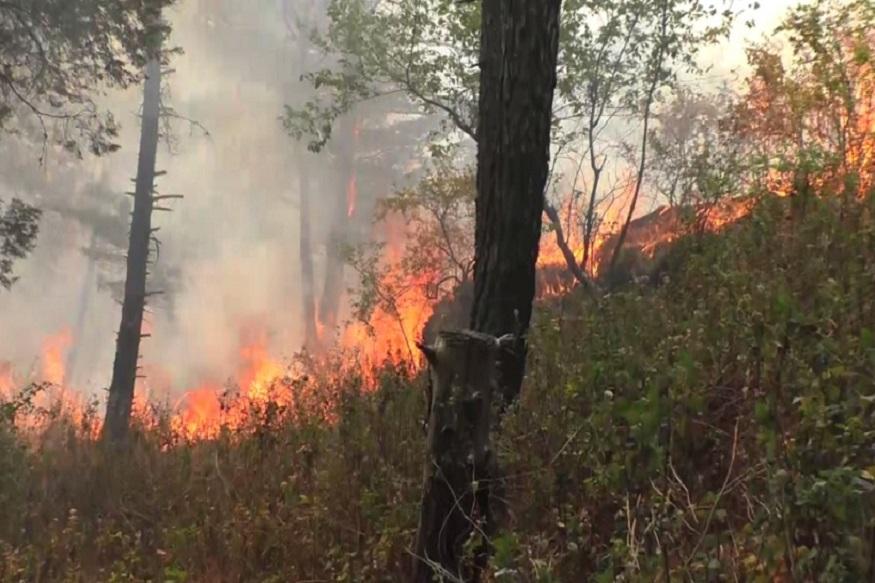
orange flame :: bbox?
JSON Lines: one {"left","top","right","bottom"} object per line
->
{"left": 170, "top": 326, "right": 289, "bottom": 439}
{"left": 346, "top": 172, "right": 358, "bottom": 218}
{"left": 40, "top": 328, "right": 72, "bottom": 386}
{"left": 0, "top": 361, "right": 15, "bottom": 400}
{"left": 237, "top": 330, "right": 285, "bottom": 402}
{"left": 172, "top": 384, "right": 223, "bottom": 440}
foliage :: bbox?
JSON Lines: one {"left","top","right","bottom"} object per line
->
{"left": 498, "top": 188, "right": 875, "bottom": 581}
{"left": 286, "top": 0, "right": 748, "bottom": 282}
{"left": 0, "top": 0, "right": 173, "bottom": 157}
{"left": 1, "top": 188, "right": 874, "bottom": 581}
{"left": 0, "top": 198, "right": 40, "bottom": 290}
{"left": 731, "top": 0, "right": 875, "bottom": 196}
{"left": 347, "top": 160, "right": 475, "bottom": 330}
{"left": 649, "top": 88, "right": 747, "bottom": 207}
{"left": 283, "top": 0, "right": 480, "bottom": 151}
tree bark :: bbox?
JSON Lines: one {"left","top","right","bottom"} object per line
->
{"left": 470, "top": 0, "right": 563, "bottom": 403}
{"left": 413, "top": 1, "right": 564, "bottom": 580}
{"left": 102, "top": 48, "right": 162, "bottom": 443}
{"left": 318, "top": 115, "right": 357, "bottom": 333}
{"left": 299, "top": 156, "right": 320, "bottom": 349}
{"left": 412, "top": 331, "right": 507, "bottom": 583}
{"left": 297, "top": 35, "right": 320, "bottom": 350}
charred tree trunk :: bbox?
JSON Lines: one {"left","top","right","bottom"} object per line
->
{"left": 413, "top": 332, "right": 509, "bottom": 583}
{"left": 318, "top": 115, "right": 356, "bottom": 333}
{"left": 299, "top": 153, "right": 319, "bottom": 348}
{"left": 102, "top": 50, "right": 162, "bottom": 443}
{"left": 470, "top": 0, "right": 563, "bottom": 403}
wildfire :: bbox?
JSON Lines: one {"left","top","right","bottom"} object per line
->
{"left": 346, "top": 172, "right": 358, "bottom": 218}
{"left": 0, "top": 361, "right": 14, "bottom": 399}
{"left": 238, "top": 329, "right": 286, "bottom": 402}
{"left": 340, "top": 213, "right": 435, "bottom": 383}
{"left": 173, "top": 384, "right": 223, "bottom": 439}
{"left": 169, "top": 328, "right": 289, "bottom": 439}
{"left": 40, "top": 328, "right": 72, "bottom": 386}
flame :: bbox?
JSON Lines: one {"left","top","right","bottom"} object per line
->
{"left": 340, "top": 214, "right": 435, "bottom": 384}
{"left": 40, "top": 328, "right": 72, "bottom": 386}
{"left": 0, "top": 361, "right": 15, "bottom": 400}
{"left": 237, "top": 330, "right": 285, "bottom": 402}
{"left": 172, "top": 384, "right": 223, "bottom": 440}
{"left": 169, "top": 327, "right": 289, "bottom": 439}
{"left": 346, "top": 172, "right": 358, "bottom": 218}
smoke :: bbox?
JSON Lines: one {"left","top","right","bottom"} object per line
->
{"left": 0, "top": 0, "right": 798, "bottom": 401}
{"left": 0, "top": 1, "right": 343, "bottom": 398}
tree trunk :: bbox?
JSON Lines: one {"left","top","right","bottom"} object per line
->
{"left": 318, "top": 115, "right": 357, "bottom": 333}
{"left": 299, "top": 152, "right": 319, "bottom": 348}
{"left": 102, "top": 50, "right": 162, "bottom": 443}
{"left": 470, "top": 0, "right": 563, "bottom": 403}
{"left": 297, "top": 37, "right": 319, "bottom": 350}
{"left": 413, "top": 1, "right": 563, "bottom": 580}
{"left": 412, "top": 331, "right": 508, "bottom": 583}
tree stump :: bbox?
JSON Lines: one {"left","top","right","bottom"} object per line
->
{"left": 413, "top": 330, "right": 511, "bottom": 582}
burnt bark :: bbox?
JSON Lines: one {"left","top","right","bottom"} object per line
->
{"left": 102, "top": 50, "right": 162, "bottom": 443}
{"left": 413, "top": 331, "right": 507, "bottom": 583}
{"left": 470, "top": 0, "right": 563, "bottom": 403}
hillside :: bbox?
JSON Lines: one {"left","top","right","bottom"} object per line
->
{"left": 2, "top": 193, "right": 873, "bottom": 581}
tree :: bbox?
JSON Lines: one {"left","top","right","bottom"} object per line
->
{"left": 285, "top": 2, "right": 322, "bottom": 349}
{"left": 413, "top": 1, "right": 563, "bottom": 580}
{"left": 730, "top": 0, "right": 875, "bottom": 200}
{"left": 102, "top": 16, "right": 167, "bottom": 443}
{"left": 287, "top": 0, "right": 742, "bottom": 289}
{"left": 0, "top": 0, "right": 172, "bottom": 292}
{"left": 0, "top": 198, "right": 40, "bottom": 290}
{"left": 0, "top": 0, "right": 172, "bottom": 157}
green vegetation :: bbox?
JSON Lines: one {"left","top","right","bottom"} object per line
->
{"left": 2, "top": 190, "right": 874, "bottom": 581}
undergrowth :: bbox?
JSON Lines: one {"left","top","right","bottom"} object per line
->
{"left": 1, "top": 193, "right": 874, "bottom": 581}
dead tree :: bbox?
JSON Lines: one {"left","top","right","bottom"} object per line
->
{"left": 102, "top": 42, "right": 163, "bottom": 443}
{"left": 413, "top": 331, "right": 511, "bottom": 582}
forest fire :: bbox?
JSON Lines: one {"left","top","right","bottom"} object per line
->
{"left": 0, "top": 329, "right": 101, "bottom": 435}
{"left": 0, "top": 361, "right": 14, "bottom": 399}
{"left": 0, "top": 194, "right": 764, "bottom": 442}
{"left": 346, "top": 173, "right": 358, "bottom": 218}
{"left": 40, "top": 328, "right": 72, "bottom": 386}
{"left": 168, "top": 329, "right": 292, "bottom": 439}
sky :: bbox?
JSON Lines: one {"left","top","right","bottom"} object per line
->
{"left": 0, "top": 0, "right": 805, "bottom": 399}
